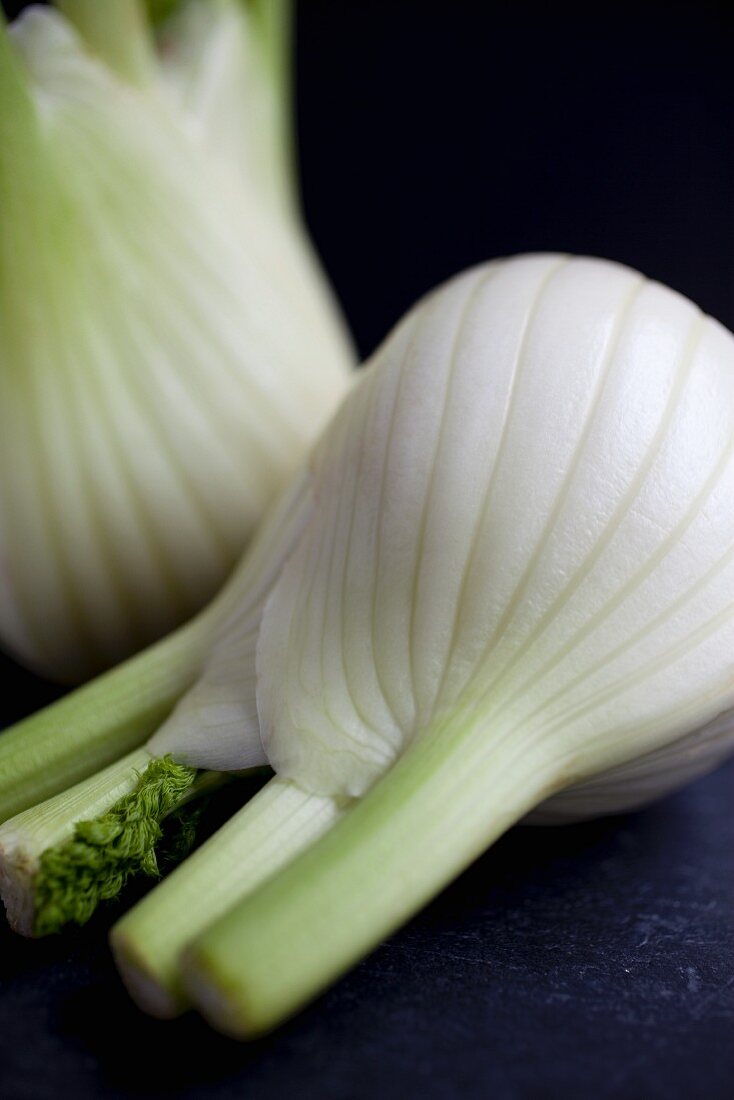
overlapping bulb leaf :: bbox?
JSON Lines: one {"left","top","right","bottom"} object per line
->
{"left": 0, "top": 0, "right": 353, "bottom": 682}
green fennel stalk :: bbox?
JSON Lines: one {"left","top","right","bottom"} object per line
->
{"left": 111, "top": 776, "right": 345, "bottom": 1017}
{"left": 0, "top": 606, "right": 217, "bottom": 824}
{"left": 182, "top": 710, "right": 566, "bottom": 1037}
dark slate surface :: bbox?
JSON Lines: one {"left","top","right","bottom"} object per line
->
{"left": 2, "top": 2, "right": 734, "bottom": 1097}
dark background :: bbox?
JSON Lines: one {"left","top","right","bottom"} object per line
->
{"left": 2, "top": 2, "right": 734, "bottom": 1098}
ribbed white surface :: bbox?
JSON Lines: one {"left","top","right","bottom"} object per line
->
{"left": 257, "top": 254, "right": 734, "bottom": 810}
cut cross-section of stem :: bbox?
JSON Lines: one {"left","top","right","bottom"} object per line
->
{"left": 0, "top": 746, "right": 231, "bottom": 936}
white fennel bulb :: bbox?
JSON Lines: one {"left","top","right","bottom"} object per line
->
{"left": 178, "top": 252, "right": 734, "bottom": 1035}
{"left": 252, "top": 254, "right": 734, "bottom": 810}
{"left": 0, "top": 1, "right": 353, "bottom": 683}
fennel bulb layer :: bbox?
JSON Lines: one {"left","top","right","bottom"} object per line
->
{"left": 0, "top": 2, "right": 352, "bottom": 682}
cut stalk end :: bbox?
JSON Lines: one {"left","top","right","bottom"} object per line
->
{"left": 0, "top": 829, "right": 37, "bottom": 937}
{"left": 112, "top": 936, "right": 187, "bottom": 1019}
{"left": 32, "top": 754, "right": 201, "bottom": 936}
{"left": 0, "top": 748, "right": 226, "bottom": 936}
{"left": 183, "top": 946, "right": 262, "bottom": 1039}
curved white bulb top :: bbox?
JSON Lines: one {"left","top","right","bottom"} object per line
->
{"left": 0, "top": 2, "right": 353, "bottom": 683}
{"left": 248, "top": 253, "right": 734, "bottom": 814}
{"left": 148, "top": 253, "right": 734, "bottom": 821}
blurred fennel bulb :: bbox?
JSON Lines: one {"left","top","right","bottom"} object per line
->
{"left": 0, "top": 0, "right": 353, "bottom": 683}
